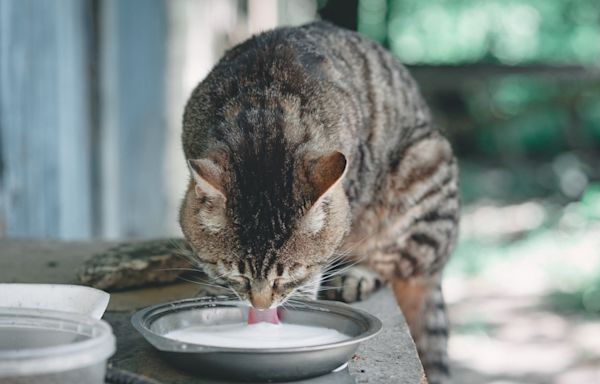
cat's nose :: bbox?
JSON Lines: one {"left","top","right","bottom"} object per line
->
{"left": 249, "top": 294, "right": 272, "bottom": 310}
{"left": 249, "top": 280, "right": 273, "bottom": 309}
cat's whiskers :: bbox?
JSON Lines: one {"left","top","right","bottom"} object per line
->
{"left": 155, "top": 267, "right": 205, "bottom": 274}
{"left": 228, "top": 286, "right": 244, "bottom": 303}
{"left": 175, "top": 275, "right": 231, "bottom": 291}
{"left": 325, "top": 234, "right": 370, "bottom": 266}
{"left": 310, "top": 286, "right": 342, "bottom": 292}
{"left": 320, "top": 254, "right": 369, "bottom": 281}
{"left": 181, "top": 270, "right": 230, "bottom": 287}
{"left": 166, "top": 238, "right": 200, "bottom": 268}
{"left": 319, "top": 255, "right": 367, "bottom": 282}
{"left": 279, "top": 298, "right": 300, "bottom": 311}
{"left": 281, "top": 282, "right": 318, "bottom": 305}
{"left": 286, "top": 297, "right": 313, "bottom": 306}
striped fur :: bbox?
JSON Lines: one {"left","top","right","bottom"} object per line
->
{"left": 179, "top": 22, "right": 459, "bottom": 382}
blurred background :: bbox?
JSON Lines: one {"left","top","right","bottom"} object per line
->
{"left": 1, "top": 0, "right": 599, "bottom": 382}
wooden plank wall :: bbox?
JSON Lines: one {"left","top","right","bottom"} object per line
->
{"left": 0, "top": 0, "right": 167, "bottom": 239}
{"left": 0, "top": 0, "right": 94, "bottom": 239}
{"left": 100, "top": 0, "right": 167, "bottom": 239}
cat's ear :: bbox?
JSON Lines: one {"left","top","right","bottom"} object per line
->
{"left": 187, "top": 158, "right": 226, "bottom": 200}
{"left": 307, "top": 151, "right": 347, "bottom": 204}
{"left": 299, "top": 151, "right": 347, "bottom": 234}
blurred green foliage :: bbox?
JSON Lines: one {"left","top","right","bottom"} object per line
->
{"left": 448, "top": 182, "right": 600, "bottom": 316}
{"left": 469, "top": 77, "right": 568, "bottom": 156}
{"left": 444, "top": 77, "right": 600, "bottom": 160}
{"left": 535, "top": 184, "right": 600, "bottom": 316}
{"left": 359, "top": 0, "right": 600, "bottom": 64}
{"left": 353, "top": 0, "right": 600, "bottom": 164}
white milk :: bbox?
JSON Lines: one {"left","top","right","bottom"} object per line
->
{"left": 164, "top": 322, "right": 350, "bottom": 349}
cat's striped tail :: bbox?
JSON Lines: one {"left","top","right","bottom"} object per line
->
{"left": 418, "top": 282, "right": 450, "bottom": 384}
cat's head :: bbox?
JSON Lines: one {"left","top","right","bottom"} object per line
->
{"left": 179, "top": 149, "right": 350, "bottom": 309}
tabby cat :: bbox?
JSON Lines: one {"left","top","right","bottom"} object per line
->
{"left": 179, "top": 22, "right": 459, "bottom": 384}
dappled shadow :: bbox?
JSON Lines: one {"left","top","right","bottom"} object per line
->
{"left": 445, "top": 190, "right": 600, "bottom": 383}
{"left": 446, "top": 257, "right": 600, "bottom": 384}
{"left": 448, "top": 289, "right": 600, "bottom": 384}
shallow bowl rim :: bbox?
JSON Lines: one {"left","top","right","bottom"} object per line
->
{"left": 131, "top": 297, "right": 382, "bottom": 354}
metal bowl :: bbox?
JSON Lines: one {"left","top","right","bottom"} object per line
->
{"left": 131, "top": 297, "right": 382, "bottom": 382}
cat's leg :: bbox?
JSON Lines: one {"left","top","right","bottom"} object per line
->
{"left": 393, "top": 276, "right": 449, "bottom": 384}
{"left": 373, "top": 227, "right": 453, "bottom": 384}
{"left": 373, "top": 131, "right": 458, "bottom": 383}
{"left": 319, "top": 265, "right": 383, "bottom": 303}
{"left": 380, "top": 199, "right": 457, "bottom": 384}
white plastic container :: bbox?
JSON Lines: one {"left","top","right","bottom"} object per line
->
{"left": 0, "top": 284, "right": 110, "bottom": 320}
{"left": 0, "top": 308, "right": 115, "bottom": 384}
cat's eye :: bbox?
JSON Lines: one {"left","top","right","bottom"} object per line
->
{"left": 229, "top": 274, "right": 249, "bottom": 285}
{"left": 272, "top": 279, "right": 281, "bottom": 289}
{"left": 229, "top": 275, "right": 251, "bottom": 291}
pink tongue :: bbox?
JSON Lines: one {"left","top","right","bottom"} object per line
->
{"left": 248, "top": 307, "right": 280, "bottom": 324}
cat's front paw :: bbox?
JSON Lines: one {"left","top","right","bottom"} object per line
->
{"left": 320, "top": 265, "right": 383, "bottom": 303}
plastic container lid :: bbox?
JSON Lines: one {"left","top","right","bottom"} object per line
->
{"left": 0, "top": 307, "right": 116, "bottom": 377}
{"left": 0, "top": 284, "right": 110, "bottom": 320}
